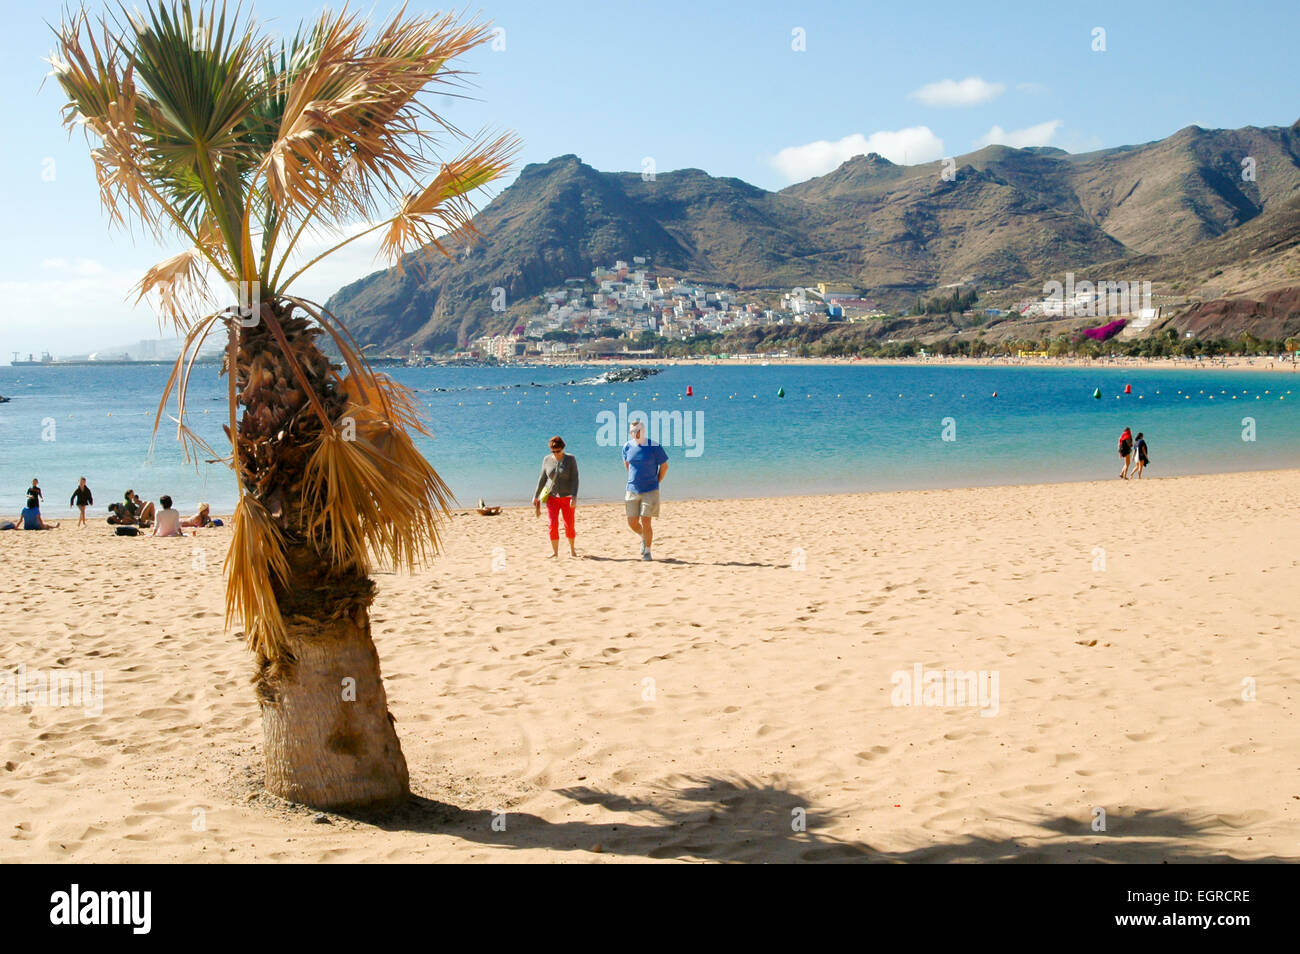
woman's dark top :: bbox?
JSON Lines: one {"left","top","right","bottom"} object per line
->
{"left": 27, "top": 485, "right": 42, "bottom": 502}
{"left": 536, "top": 453, "right": 579, "bottom": 500}
{"left": 71, "top": 485, "right": 93, "bottom": 507}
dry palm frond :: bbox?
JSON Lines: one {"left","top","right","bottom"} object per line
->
{"left": 133, "top": 245, "right": 216, "bottom": 334}
{"left": 379, "top": 132, "right": 519, "bottom": 265}
{"left": 225, "top": 494, "right": 291, "bottom": 659}
{"left": 260, "top": 6, "right": 493, "bottom": 224}
{"left": 339, "top": 366, "right": 429, "bottom": 435}
{"left": 51, "top": 12, "right": 160, "bottom": 237}
{"left": 301, "top": 407, "right": 454, "bottom": 575}
{"left": 152, "top": 309, "right": 227, "bottom": 463}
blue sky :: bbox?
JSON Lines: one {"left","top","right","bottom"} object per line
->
{"left": 3, "top": 0, "right": 1298, "bottom": 362}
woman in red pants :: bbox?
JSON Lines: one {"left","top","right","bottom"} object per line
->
{"left": 533, "top": 435, "right": 579, "bottom": 557}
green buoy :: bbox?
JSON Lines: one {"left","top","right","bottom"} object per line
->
{"left": 776, "top": 387, "right": 785, "bottom": 398}
{"left": 1092, "top": 388, "right": 1101, "bottom": 399}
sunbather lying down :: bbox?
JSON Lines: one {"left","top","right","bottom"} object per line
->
{"left": 107, "top": 502, "right": 151, "bottom": 529}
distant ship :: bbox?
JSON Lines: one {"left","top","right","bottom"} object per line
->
{"left": 11, "top": 351, "right": 55, "bottom": 366}
{"left": 9, "top": 350, "right": 218, "bottom": 367}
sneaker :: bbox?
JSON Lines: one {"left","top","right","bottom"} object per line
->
{"left": 642, "top": 549, "right": 652, "bottom": 561}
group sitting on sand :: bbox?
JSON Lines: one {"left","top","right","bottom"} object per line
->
{"left": 107, "top": 490, "right": 216, "bottom": 534}
{"left": 3, "top": 476, "right": 220, "bottom": 534}
{"left": 1117, "top": 427, "right": 1151, "bottom": 479}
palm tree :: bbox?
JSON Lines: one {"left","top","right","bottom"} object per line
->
{"left": 51, "top": 0, "right": 517, "bottom": 810}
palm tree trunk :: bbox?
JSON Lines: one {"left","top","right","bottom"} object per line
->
{"left": 254, "top": 588, "right": 409, "bottom": 810}
{"left": 236, "top": 314, "right": 410, "bottom": 811}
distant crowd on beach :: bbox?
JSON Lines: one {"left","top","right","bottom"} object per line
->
{"left": 2, "top": 477, "right": 219, "bottom": 536}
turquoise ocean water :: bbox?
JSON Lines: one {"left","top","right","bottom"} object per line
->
{"left": 1, "top": 362, "right": 1298, "bottom": 519}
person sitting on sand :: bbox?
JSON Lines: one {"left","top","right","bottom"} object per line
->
{"left": 152, "top": 495, "right": 183, "bottom": 537}
{"left": 70, "top": 477, "right": 93, "bottom": 528}
{"left": 106, "top": 502, "right": 135, "bottom": 526}
{"left": 1118, "top": 426, "right": 1133, "bottom": 480}
{"left": 1133, "top": 432, "right": 1150, "bottom": 479}
{"left": 131, "top": 492, "right": 156, "bottom": 526}
{"left": 181, "top": 502, "right": 212, "bottom": 528}
{"left": 18, "top": 495, "right": 58, "bottom": 530}
{"left": 533, "top": 435, "right": 579, "bottom": 558}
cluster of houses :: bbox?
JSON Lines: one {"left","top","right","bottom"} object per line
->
{"left": 445, "top": 261, "right": 890, "bottom": 362}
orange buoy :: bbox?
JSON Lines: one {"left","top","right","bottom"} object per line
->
{"left": 1124, "top": 383, "right": 1132, "bottom": 394}
{"left": 686, "top": 385, "right": 693, "bottom": 396}
{"left": 992, "top": 391, "right": 997, "bottom": 398}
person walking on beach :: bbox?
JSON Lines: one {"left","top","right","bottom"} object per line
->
{"left": 69, "top": 477, "right": 93, "bottom": 527}
{"left": 533, "top": 436, "right": 579, "bottom": 558}
{"left": 25, "top": 478, "right": 43, "bottom": 505}
{"left": 1133, "top": 432, "right": 1150, "bottom": 479}
{"left": 623, "top": 419, "right": 668, "bottom": 561}
{"left": 1118, "top": 426, "right": 1133, "bottom": 479}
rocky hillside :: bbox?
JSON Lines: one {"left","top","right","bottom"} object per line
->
{"left": 325, "top": 121, "right": 1300, "bottom": 351}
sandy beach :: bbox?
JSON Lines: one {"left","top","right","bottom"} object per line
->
{"left": 2, "top": 470, "right": 1297, "bottom": 863}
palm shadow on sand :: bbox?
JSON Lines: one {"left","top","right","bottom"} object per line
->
{"left": 581, "top": 555, "right": 780, "bottom": 568}
{"left": 339, "top": 775, "right": 1292, "bottom": 863}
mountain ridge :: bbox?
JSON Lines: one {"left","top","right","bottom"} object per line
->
{"left": 325, "top": 123, "right": 1300, "bottom": 351}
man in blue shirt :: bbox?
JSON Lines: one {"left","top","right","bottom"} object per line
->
{"left": 622, "top": 419, "right": 669, "bottom": 561}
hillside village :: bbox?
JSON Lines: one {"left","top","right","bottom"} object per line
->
{"left": 459, "top": 256, "right": 897, "bottom": 361}
{"left": 451, "top": 258, "right": 1171, "bottom": 362}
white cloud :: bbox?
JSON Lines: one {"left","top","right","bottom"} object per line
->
{"left": 771, "top": 127, "right": 945, "bottom": 182}
{"left": 909, "top": 77, "right": 1005, "bottom": 107}
{"left": 1016, "top": 82, "right": 1048, "bottom": 95}
{"left": 976, "top": 119, "right": 1064, "bottom": 149}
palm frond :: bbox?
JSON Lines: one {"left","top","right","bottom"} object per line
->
{"left": 300, "top": 407, "right": 454, "bottom": 575}
{"left": 151, "top": 310, "right": 227, "bottom": 463}
{"left": 224, "top": 494, "right": 291, "bottom": 658}
{"left": 378, "top": 131, "right": 519, "bottom": 265}
{"left": 258, "top": 6, "right": 493, "bottom": 226}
